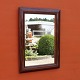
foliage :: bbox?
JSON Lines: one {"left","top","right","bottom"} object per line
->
{"left": 25, "top": 56, "right": 37, "bottom": 60}
{"left": 38, "top": 34, "right": 54, "bottom": 55}
{"left": 28, "top": 17, "right": 54, "bottom": 22}
{"left": 25, "top": 48, "right": 38, "bottom": 56}
{"left": 32, "top": 41, "right": 39, "bottom": 49}
{"left": 25, "top": 48, "right": 38, "bottom": 60}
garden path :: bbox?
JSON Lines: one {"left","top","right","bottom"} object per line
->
{"left": 25, "top": 58, "right": 54, "bottom": 66}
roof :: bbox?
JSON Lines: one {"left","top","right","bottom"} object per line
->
{"left": 25, "top": 21, "right": 54, "bottom": 26}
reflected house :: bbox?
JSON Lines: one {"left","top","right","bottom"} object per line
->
{"left": 25, "top": 21, "right": 54, "bottom": 36}
{"left": 25, "top": 21, "right": 54, "bottom": 47}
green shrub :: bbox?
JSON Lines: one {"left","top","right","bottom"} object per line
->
{"left": 25, "top": 49, "right": 38, "bottom": 56}
{"left": 25, "top": 49, "right": 38, "bottom": 60}
{"left": 38, "top": 34, "right": 54, "bottom": 55}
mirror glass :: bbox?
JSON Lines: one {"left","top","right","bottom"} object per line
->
{"left": 24, "top": 14, "right": 55, "bottom": 67}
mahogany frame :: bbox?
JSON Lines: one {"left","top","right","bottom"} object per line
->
{"left": 18, "top": 7, "right": 60, "bottom": 73}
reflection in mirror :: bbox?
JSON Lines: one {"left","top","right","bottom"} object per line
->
{"left": 24, "top": 14, "right": 55, "bottom": 67}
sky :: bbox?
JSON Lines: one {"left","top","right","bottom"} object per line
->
{"left": 25, "top": 14, "right": 55, "bottom": 21}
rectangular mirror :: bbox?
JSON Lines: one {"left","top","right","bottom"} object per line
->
{"left": 19, "top": 7, "right": 60, "bottom": 72}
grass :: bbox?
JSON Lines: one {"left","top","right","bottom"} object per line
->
{"left": 25, "top": 56, "right": 37, "bottom": 60}
{"left": 25, "top": 55, "right": 53, "bottom": 61}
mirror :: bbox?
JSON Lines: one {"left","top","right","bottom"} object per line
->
{"left": 19, "top": 7, "right": 60, "bottom": 72}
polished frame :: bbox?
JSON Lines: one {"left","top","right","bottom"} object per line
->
{"left": 18, "top": 7, "right": 60, "bottom": 73}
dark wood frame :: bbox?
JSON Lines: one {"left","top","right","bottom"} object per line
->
{"left": 18, "top": 7, "right": 60, "bottom": 73}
